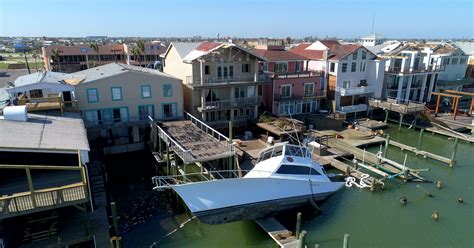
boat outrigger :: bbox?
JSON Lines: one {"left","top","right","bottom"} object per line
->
{"left": 152, "top": 143, "right": 344, "bottom": 225}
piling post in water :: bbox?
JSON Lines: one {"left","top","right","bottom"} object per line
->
{"left": 384, "top": 134, "right": 390, "bottom": 158}
{"left": 398, "top": 114, "right": 404, "bottom": 131}
{"left": 384, "top": 110, "right": 389, "bottom": 123}
{"left": 228, "top": 121, "right": 233, "bottom": 174}
{"left": 416, "top": 129, "right": 424, "bottom": 151}
{"left": 298, "top": 230, "right": 307, "bottom": 248}
{"left": 343, "top": 233, "right": 350, "bottom": 248}
{"left": 296, "top": 212, "right": 302, "bottom": 239}
{"left": 450, "top": 138, "right": 459, "bottom": 167}
{"left": 111, "top": 202, "right": 122, "bottom": 248}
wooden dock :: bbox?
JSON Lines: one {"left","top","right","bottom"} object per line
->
{"left": 388, "top": 140, "right": 453, "bottom": 166}
{"left": 255, "top": 217, "right": 299, "bottom": 248}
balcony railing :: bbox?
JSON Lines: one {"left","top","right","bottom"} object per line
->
{"left": 267, "top": 70, "right": 324, "bottom": 79}
{"left": 274, "top": 90, "right": 327, "bottom": 102}
{"left": 186, "top": 74, "right": 270, "bottom": 85}
{"left": 336, "top": 86, "right": 375, "bottom": 96}
{"left": 198, "top": 96, "right": 262, "bottom": 112}
{"left": 386, "top": 65, "right": 445, "bottom": 74}
{"left": 337, "top": 104, "right": 369, "bottom": 113}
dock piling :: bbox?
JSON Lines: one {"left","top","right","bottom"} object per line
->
{"left": 383, "top": 134, "right": 390, "bottom": 158}
{"left": 298, "top": 230, "right": 307, "bottom": 248}
{"left": 296, "top": 212, "right": 302, "bottom": 239}
{"left": 343, "top": 233, "right": 350, "bottom": 248}
{"left": 416, "top": 129, "right": 425, "bottom": 151}
{"left": 398, "top": 114, "right": 404, "bottom": 131}
{"left": 384, "top": 110, "right": 389, "bottom": 123}
{"left": 450, "top": 138, "right": 459, "bottom": 167}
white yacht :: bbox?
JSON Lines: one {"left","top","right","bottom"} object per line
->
{"left": 155, "top": 143, "right": 345, "bottom": 225}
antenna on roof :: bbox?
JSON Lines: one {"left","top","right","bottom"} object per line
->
{"left": 371, "top": 13, "right": 375, "bottom": 35}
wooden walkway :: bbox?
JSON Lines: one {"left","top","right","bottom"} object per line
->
{"left": 255, "top": 217, "right": 299, "bottom": 248}
{"left": 388, "top": 140, "right": 453, "bottom": 166}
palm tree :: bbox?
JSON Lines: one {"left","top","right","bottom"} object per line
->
{"left": 137, "top": 40, "right": 146, "bottom": 67}
{"left": 52, "top": 48, "right": 61, "bottom": 72}
{"left": 90, "top": 42, "right": 101, "bottom": 66}
{"left": 32, "top": 53, "right": 39, "bottom": 71}
{"left": 131, "top": 47, "right": 141, "bottom": 66}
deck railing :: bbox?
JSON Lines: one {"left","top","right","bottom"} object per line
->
{"left": 268, "top": 70, "right": 324, "bottom": 79}
{"left": 274, "top": 90, "right": 327, "bottom": 102}
{"left": 18, "top": 93, "right": 65, "bottom": 115}
{"left": 198, "top": 96, "right": 262, "bottom": 111}
{"left": 151, "top": 118, "right": 193, "bottom": 164}
{"left": 185, "top": 112, "right": 233, "bottom": 154}
{"left": 186, "top": 74, "right": 270, "bottom": 85}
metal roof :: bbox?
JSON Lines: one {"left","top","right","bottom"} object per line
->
{"left": 12, "top": 71, "right": 83, "bottom": 88}
{"left": 0, "top": 111, "right": 90, "bottom": 152}
{"left": 72, "top": 63, "right": 180, "bottom": 83}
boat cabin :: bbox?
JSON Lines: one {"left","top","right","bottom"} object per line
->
{"left": 245, "top": 143, "right": 329, "bottom": 181}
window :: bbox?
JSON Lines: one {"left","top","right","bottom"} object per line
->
{"left": 343, "top": 80, "right": 351, "bottom": 88}
{"left": 204, "top": 65, "right": 210, "bottom": 75}
{"left": 217, "top": 66, "right": 222, "bottom": 78}
{"left": 223, "top": 67, "right": 228, "bottom": 78}
{"left": 138, "top": 105, "right": 154, "bottom": 120}
{"left": 276, "top": 164, "right": 321, "bottom": 175}
{"left": 281, "top": 85, "right": 291, "bottom": 98}
{"left": 29, "top": 89, "right": 43, "bottom": 98}
{"left": 452, "top": 58, "right": 458, "bottom": 65}
{"left": 362, "top": 50, "right": 367, "bottom": 59}
{"left": 229, "top": 65, "right": 234, "bottom": 78}
{"left": 84, "top": 110, "right": 99, "bottom": 125}
{"left": 141, "top": 85, "right": 151, "bottom": 98}
{"left": 352, "top": 52, "right": 357, "bottom": 60}
{"left": 162, "top": 103, "right": 177, "bottom": 118}
{"left": 275, "top": 62, "right": 288, "bottom": 73}
{"left": 341, "top": 63, "right": 347, "bottom": 72}
{"left": 304, "top": 83, "right": 314, "bottom": 95}
{"left": 360, "top": 62, "right": 366, "bottom": 72}
{"left": 86, "top": 88, "right": 99, "bottom": 103}
{"left": 234, "top": 86, "right": 245, "bottom": 98}
{"left": 330, "top": 63, "right": 335, "bottom": 72}
{"left": 460, "top": 57, "right": 467, "bottom": 64}
{"left": 443, "top": 58, "right": 450, "bottom": 65}
{"left": 242, "top": 63, "right": 250, "bottom": 73}
{"left": 359, "top": 79, "right": 367, "bottom": 86}
{"left": 302, "top": 101, "right": 312, "bottom": 113}
{"left": 163, "top": 84, "right": 173, "bottom": 97}
{"left": 111, "top": 87, "right": 122, "bottom": 101}
{"left": 279, "top": 102, "right": 294, "bottom": 115}
{"left": 295, "top": 62, "right": 301, "bottom": 72}
{"left": 351, "top": 62, "right": 356, "bottom": 72}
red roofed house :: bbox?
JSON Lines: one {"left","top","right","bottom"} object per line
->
{"left": 292, "top": 40, "right": 386, "bottom": 115}
{"left": 254, "top": 40, "right": 326, "bottom": 115}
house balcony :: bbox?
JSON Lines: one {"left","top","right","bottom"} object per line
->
{"left": 198, "top": 96, "right": 262, "bottom": 112}
{"left": 268, "top": 70, "right": 324, "bottom": 79}
{"left": 186, "top": 73, "right": 271, "bottom": 87}
{"left": 274, "top": 90, "right": 327, "bottom": 102}
{"left": 337, "top": 104, "right": 369, "bottom": 113}
{"left": 336, "top": 86, "right": 375, "bottom": 96}
{"left": 386, "top": 65, "right": 445, "bottom": 75}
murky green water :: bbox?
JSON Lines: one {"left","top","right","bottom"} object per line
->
{"left": 119, "top": 124, "right": 473, "bottom": 248}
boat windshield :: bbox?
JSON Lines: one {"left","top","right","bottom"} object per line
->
{"left": 257, "top": 144, "right": 313, "bottom": 163}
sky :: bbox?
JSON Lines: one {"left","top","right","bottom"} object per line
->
{"left": 0, "top": 0, "right": 473, "bottom": 39}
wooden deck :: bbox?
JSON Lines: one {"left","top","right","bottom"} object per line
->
{"left": 388, "top": 140, "right": 453, "bottom": 166}
{"left": 255, "top": 217, "right": 299, "bottom": 248}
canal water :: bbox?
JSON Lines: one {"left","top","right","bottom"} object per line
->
{"left": 113, "top": 124, "right": 473, "bottom": 248}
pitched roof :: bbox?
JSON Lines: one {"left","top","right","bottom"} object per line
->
{"left": 253, "top": 49, "right": 307, "bottom": 62}
{"left": 72, "top": 63, "right": 179, "bottom": 84}
{"left": 168, "top": 41, "right": 267, "bottom": 63}
{"left": 291, "top": 41, "right": 364, "bottom": 61}
{"left": 290, "top": 44, "right": 324, "bottom": 60}
{"left": 13, "top": 71, "right": 85, "bottom": 87}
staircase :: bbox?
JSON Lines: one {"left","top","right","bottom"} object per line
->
{"left": 88, "top": 161, "right": 107, "bottom": 208}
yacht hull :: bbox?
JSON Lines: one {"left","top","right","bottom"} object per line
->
{"left": 170, "top": 177, "right": 344, "bottom": 225}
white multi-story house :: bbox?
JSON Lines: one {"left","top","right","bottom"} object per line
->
{"left": 361, "top": 33, "right": 387, "bottom": 47}
{"left": 162, "top": 41, "right": 269, "bottom": 128}
{"left": 292, "top": 40, "right": 385, "bottom": 114}
{"left": 381, "top": 43, "right": 469, "bottom": 103}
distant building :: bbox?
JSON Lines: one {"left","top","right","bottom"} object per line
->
{"left": 361, "top": 33, "right": 387, "bottom": 47}
{"left": 254, "top": 40, "right": 326, "bottom": 116}
{"left": 42, "top": 43, "right": 167, "bottom": 73}
{"left": 162, "top": 41, "right": 269, "bottom": 128}
{"left": 292, "top": 40, "right": 385, "bottom": 115}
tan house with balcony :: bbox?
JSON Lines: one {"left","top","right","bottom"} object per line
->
{"left": 162, "top": 42, "right": 269, "bottom": 128}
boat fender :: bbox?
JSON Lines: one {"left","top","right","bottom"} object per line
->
{"left": 436, "top": 181, "right": 443, "bottom": 189}
{"left": 458, "top": 197, "right": 464, "bottom": 203}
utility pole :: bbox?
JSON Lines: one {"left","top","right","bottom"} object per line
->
{"left": 23, "top": 48, "right": 31, "bottom": 74}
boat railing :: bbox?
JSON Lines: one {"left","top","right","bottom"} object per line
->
{"left": 152, "top": 169, "right": 272, "bottom": 190}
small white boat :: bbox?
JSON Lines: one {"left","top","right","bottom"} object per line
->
{"left": 155, "top": 143, "right": 344, "bottom": 225}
